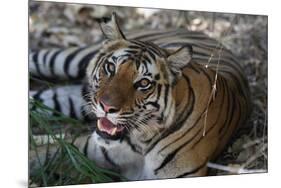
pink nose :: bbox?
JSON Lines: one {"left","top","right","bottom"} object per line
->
{"left": 99, "top": 100, "right": 119, "bottom": 113}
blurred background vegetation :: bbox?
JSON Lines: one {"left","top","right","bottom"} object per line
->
{"left": 29, "top": 1, "right": 267, "bottom": 187}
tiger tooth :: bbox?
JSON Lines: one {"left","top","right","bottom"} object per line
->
{"left": 97, "top": 120, "right": 102, "bottom": 130}
{"left": 111, "top": 127, "right": 117, "bottom": 135}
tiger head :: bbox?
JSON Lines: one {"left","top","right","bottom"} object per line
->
{"left": 86, "top": 13, "right": 192, "bottom": 141}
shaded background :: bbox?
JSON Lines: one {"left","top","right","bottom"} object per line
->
{"left": 29, "top": 0, "right": 267, "bottom": 186}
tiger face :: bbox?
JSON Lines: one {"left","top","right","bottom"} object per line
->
{"left": 86, "top": 13, "right": 192, "bottom": 141}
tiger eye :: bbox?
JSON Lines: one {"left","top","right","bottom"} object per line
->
{"left": 108, "top": 63, "right": 115, "bottom": 72}
{"left": 140, "top": 78, "right": 150, "bottom": 87}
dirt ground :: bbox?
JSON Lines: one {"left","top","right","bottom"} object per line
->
{"left": 29, "top": 1, "right": 268, "bottom": 177}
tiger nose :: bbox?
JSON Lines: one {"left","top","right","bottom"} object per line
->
{"left": 99, "top": 99, "right": 119, "bottom": 113}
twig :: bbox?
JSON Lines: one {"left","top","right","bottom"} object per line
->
{"left": 207, "top": 162, "right": 267, "bottom": 174}
{"left": 202, "top": 44, "right": 222, "bottom": 136}
{"left": 202, "top": 16, "right": 237, "bottom": 136}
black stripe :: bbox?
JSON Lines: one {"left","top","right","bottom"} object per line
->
{"left": 133, "top": 30, "right": 207, "bottom": 43}
{"left": 43, "top": 50, "right": 50, "bottom": 67}
{"left": 30, "top": 89, "right": 44, "bottom": 111}
{"left": 221, "top": 70, "right": 247, "bottom": 99}
{"left": 175, "top": 81, "right": 196, "bottom": 117}
{"left": 133, "top": 40, "right": 162, "bottom": 55}
{"left": 81, "top": 83, "right": 91, "bottom": 103}
{"left": 119, "top": 111, "right": 134, "bottom": 116}
{"left": 63, "top": 47, "right": 87, "bottom": 79}
{"left": 190, "top": 77, "right": 226, "bottom": 149}
{"left": 148, "top": 42, "right": 165, "bottom": 56}
{"left": 124, "top": 49, "right": 139, "bottom": 55}
{"left": 156, "top": 84, "right": 162, "bottom": 102}
{"left": 176, "top": 160, "right": 207, "bottom": 178}
{"left": 163, "top": 75, "right": 195, "bottom": 135}
{"left": 160, "top": 84, "right": 169, "bottom": 120}
{"left": 161, "top": 42, "right": 217, "bottom": 53}
{"left": 91, "top": 52, "right": 106, "bottom": 77}
{"left": 152, "top": 36, "right": 214, "bottom": 50}
{"left": 127, "top": 44, "right": 142, "bottom": 49}
{"left": 130, "top": 40, "right": 163, "bottom": 57}
{"left": 154, "top": 73, "right": 218, "bottom": 172}
{"left": 220, "top": 90, "right": 241, "bottom": 139}
{"left": 175, "top": 80, "right": 195, "bottom": 125}
{"left": 130, "top": 40, "right": 148, "bottom": 48}
{"left": 132, "top": 30, "right": 180, "bottom": 40}
{"left": 32, "top": 52, "right": 43, "bottom": 77}
{"left": 69, "top": 97, "right": 77, "bottom": 119}
{"left": 142, "top": 54, "right": 152, "bottom": 64}
{"left": 193, "top": 45, "right": 238, "bottom": 63}
{"left": 164, "top": 105, "right": 200, "bottom": 146}
{"left": 148, "top": 46, "right": 163, "bottom": 57}
{"left": 101, "top": 147, "right": 119, "bottom": 169}
{"left": 124, "top": 136, "right": 142, "bottom": 154}
{"left": 218, "top": 81, "right": 232, "bottom": 134}
{"left": 145, "top": 75, "right": 194, "bottom": 154}
{"left": 154, "top": 127, "right": 202, "bottom": 174}
{"left": 146, "top": 48, "right": 156, "bottom": 60}
{"left": 77, "top": 51, "right": 97, "bottom": 79}
{"left": 83, "top": 136, "right": 91, "bottom": 156}
{"left": 32, "top": 51, "right": 38, "bottom": 62}
{"left": 32, "top": 89, "right": 44, "bottom": 101}
{"left": 163, "top": 84, "right": 169, "bottom": 106}
{"left": 53, "top": 92, "right": 61, "bottom": 116}
{"left": 81, "top": 84, "right": 97, "bottom": 121}
{"left": 49, "top": 49, "right": 64, "bottom": 77}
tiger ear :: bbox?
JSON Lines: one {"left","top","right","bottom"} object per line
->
{"left": 99, "top": 12, "right": 126, "bottom": 40}
{"left": 167, "top": 45, "right": 193, "bottom": 74}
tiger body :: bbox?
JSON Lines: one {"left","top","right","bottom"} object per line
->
{"left": 29, "top": 13, "right": 251, "bottom": 180}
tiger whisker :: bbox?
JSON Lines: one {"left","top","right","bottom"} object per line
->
{"left": 130, "top": 118, "right": 154, "bottom": 138}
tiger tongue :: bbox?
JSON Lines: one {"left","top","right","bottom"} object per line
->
{"left": 98, "top": 117, "right": 118, "bottom": 135}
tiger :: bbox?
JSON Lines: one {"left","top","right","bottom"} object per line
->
{"left": 29, "top": 12, "right": 251, "bottom": 180}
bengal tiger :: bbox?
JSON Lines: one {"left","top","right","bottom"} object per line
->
{"left": 29, "top": 12, "right": 251, "bottom": 180}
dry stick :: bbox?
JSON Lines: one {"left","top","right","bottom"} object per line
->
{"left": 202, "top": 44, "right": 223, "bottom": 136}
{"left": 207, "top": 162, "right": 267, "bottom": 174}
{"left": 202, "top": 15, "right": 237, "bottom": 137}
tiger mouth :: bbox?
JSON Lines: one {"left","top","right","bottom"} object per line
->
{"left": 96, "top": 117, "right": 125, "bottom": 140}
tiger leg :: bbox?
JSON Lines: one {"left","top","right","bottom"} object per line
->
{"left": 147, "top": 130, "right": 219, "bottom": 179}
{"left": 30, "top": 84, "right": 89, "bottom": 120}
{"left": 148, "top": 153, "right": 209, "bottom": 179}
